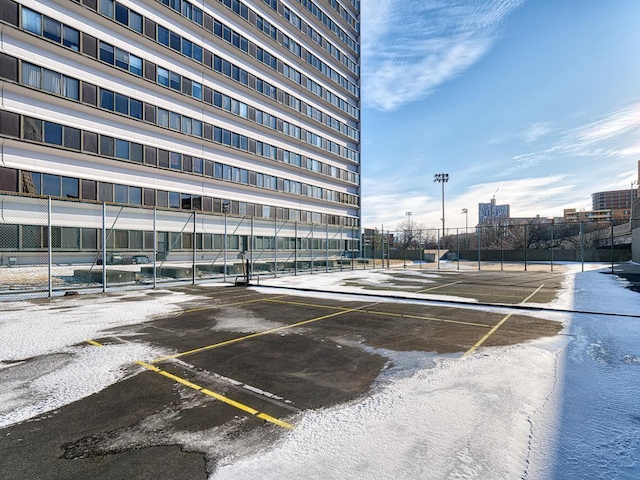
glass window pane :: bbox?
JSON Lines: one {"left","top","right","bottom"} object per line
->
{"left": 169, "top": 191, "right": 180, "bottom": 208}
{"left": 158, "top": 25, "right": 169, "bottom": 46}
{"left": 99, "top": 182, "right": 113, "bottom": 201}
{"left": 42, "top": 69, "right": 61, "bottom": 94}
{"left": 130, "top": 99, "right": 143, "bottom": 119}
{"left": 169, "top": 71, "right": 180, "bottom": 90}
{"left": 157, "top": 108, "right": 169, "bottom": 127}
{"left": 63, "top": 76, "right": 79, "bottom": 100}
{"left": 115, "top": 139, "right": 129, "bottom": 159}
{"left": 100, "top": 136, "right": 115, "bottom": 156}
{"left": 22, "top": 8, "right": 42, "bottom": 35}
{"left": 130, "top": 142, "right": 143, "bottom": 162}
{"left": 130, "top": 11, "right": 143, "bottom": 33}
{"left": 115, "top": 3, "right": 128, "bottom": 25}
{"left": 100, "top": 89, "right": 114, "bottom": 110}
{"left": 22, "top": 62, "right": 41, "bottom": 88}
{"left": 63, "top": 26, "right": 80, "bottom": 51}
{"left": 42, "top": 174, "right": 61, "bottom": 196}
{"left": 99, "top": 42, "right": 114, "bottom": 64}
{"left": 63, "top": 126, "right": 81, "bottom": 150}
{"left": 114, "top": 184, "right": 128, "bottom": 203}
{"left": 43, "top": 17, "right": 61, "bottom": 43}
{"left": 130, "top": 55, "right": 142, "bottom": 76}
{"left": 44, "top": 122, "right": 63, "bottom": 145}
{"left": 99, "top": 0, "right": 115, "bottom": 18}
{"left": 115, "top": 48, "right": 128, "bottom": 70}
{"left": 61, "top": 176, "right": 79, "bottom": 198}
{"left": 169, "top": 112, "right": 180, "bottom": 130}
{"left": 158, "top": 67, "right": 169, "bottom": 86}
{"left": 115, "top": 93, "right": 128, "bottom": 114}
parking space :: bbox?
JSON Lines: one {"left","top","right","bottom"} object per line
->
{"left": 0, "top": 270, "right": 565, "bottom": 480}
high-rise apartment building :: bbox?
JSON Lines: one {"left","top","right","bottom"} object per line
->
{"left": 0, "top": 0, "right": 361, "bottom": 260}
{"left": 592, "top": 189, "right": 638, "bottom": 211}
{"left": 478, "top": 198, "right": 510, "bottom": 224}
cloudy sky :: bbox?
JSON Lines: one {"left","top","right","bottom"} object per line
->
{"left": 359, "top": 0, "right": 640, "bottom": 230}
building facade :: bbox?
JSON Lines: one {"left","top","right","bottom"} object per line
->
{"left": 592, "top": 189, "right": 638, "bottom": 211}
{"left": 0, "top": 0, "right": 361, "bottom": 263}
{"left": 478, "top": 198, "right": 510, "bottom": 224}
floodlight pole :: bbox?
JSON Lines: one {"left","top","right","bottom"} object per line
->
{"left": 461, "top": 208, "right": 468, "bottom": 249}
{"left": 434, "top": 173, "right": 449, "bottom": 240}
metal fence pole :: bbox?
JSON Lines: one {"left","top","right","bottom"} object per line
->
{"left": 351, "top": 226, "right": 354, "bottom": 270}
{"left": 250, "top": 215, "right": 254, "bottom": 278}
{"left": 437, "top": 228, "right": 440, "bottom": 270}
{"left": 192, "top": 212, "right": 197, "bottom": 285}
{"left": 580, "top": 220, "right": 584, "bottom": 272}
{"left": 610, "top": 218, "right": 614, "bottom": 273}
{"left": 102, "top": 202, "right": 107, "bottom": 293}
{"left": 223, "top": 212, "right": 227, "bottom": 282}
{"left": 274, "top": 217, "right": 277, "bottom": 277}
{"left": 340, "top": 224, "right": 343, "bottom": 271}
{"left": 477, "top": 227, "right": 481, "bottom": 271}
{"left": 294, "top": 220, "right": 298, "bottom": 275}
{"left": 47, "top": 196, "right": 52, "bottom": 298}
{"left": 310, "top": 223, "right": 314, "bottom": 274}
{"left": 500, "top": 227, "right": 504, "bottom": 272}
{"left": 550, "top": 222, "right": 554, "bottom": 272}
{"left": 524, "top": 224, "right": 528, "bottom": 272}
{"left": 456, "top": 228, "right": 460, "bottom": 270}
{"left": 325, "top": 223, "right": 329, "bottom": 273}
{"left": 153, "top": 207, "right": 157, "bottom": 288}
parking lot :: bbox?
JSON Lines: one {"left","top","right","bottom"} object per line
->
{"left": 0, "top": 267, "right": 567, "bottom": 479}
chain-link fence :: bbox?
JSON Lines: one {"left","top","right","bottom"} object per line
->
{"left": 0, "top": 193, "right": 360, "bottom": 299}
{"left": 362, "top": 219, "right": 633, "bottom": 272}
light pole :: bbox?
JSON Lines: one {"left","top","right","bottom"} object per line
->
{"left": 434, "top": 173, "right": 449, "bottom": 239}
{"left": 404, "top": 211, "right": 412, "bottom": 268}
{"left": 461, "top": 208, "right": 468, "bottom": 249}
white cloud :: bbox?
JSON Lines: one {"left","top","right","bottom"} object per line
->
{"left": 361, "top": 0, "right": 525, "bottom": 111}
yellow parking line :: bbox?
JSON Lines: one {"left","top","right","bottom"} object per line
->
{"left": 416, "top": 280, "right": 463, "bottom": 293}
{"left": 151, "top": 303, "right": 374, "bottom": 364}
{"left": 462, "top": 284, "right": 544, "bottom": 358}
{"left": 86, "top": 340, "right": 104, "bottom": 347}
{"left": 182, "top": 295, "right": 288, "bottom": 314}
{"left": 135, "top": 361, "right": 292, "bottom": 429}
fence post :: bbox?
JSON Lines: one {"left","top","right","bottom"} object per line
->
{"left": 294, "top": 220, "right": 298, "bottom": 276}
{"left": 524, "top": 224, "right": 528, "bottom": 272}
{"left": 351, "top": 226, "right": 354, "bottom": 270}
{"left": 325, "top": 223, "right": 329, "bottom": 273}
{"left": 437, "top": 228, "right": 440, "bottom": 270}
{"left": 274, "top": 217, "right": 277, "bottom": 277}
{"left": 477, "top": 226, "right": 481, "bottom": 271}
{"left": 47, "top": 196, "right": 52, "bottom": 298}
{"left": 153, "top": 207, "right": 157, "bottom": 288}
{"left": 192, "top": 212, "right": 197, "bottom": 285}
{"left": 223, "top": 211, "right": 227, "bottom": 283}
{"left": 550, "top": 222, "right": 554, "bottom": 272}
{"left": 250, "top": 215, "right": 254, "bottom": 278}
{"left": 102, "top": 202, "right": 107, "bottom": 293}
{"left": 310, "top": 223, "right": 314, "bottom": 274}
{"left": 610, "top": 218, "right": 614, "bottom": 273}
{"left": 456, "top": 228, "right": 460, "bottom": 270}
{"left": 580, "top": 220, "right": 584, "bottom": 272}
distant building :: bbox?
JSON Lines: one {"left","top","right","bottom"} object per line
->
{"left": 478, "top": 198, "right": 510, "bottom": 224}
{"left": 564, "top": 208, "right": 631, "bottom": 222}
{"left": 592, "top": 189, "right": 638, "bottom": 211}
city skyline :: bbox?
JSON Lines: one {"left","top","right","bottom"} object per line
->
{"left": 359, "top": 0, "right": 640, "bottom": 231}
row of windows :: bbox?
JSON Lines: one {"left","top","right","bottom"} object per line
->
{"left": 11, "top": 57, "right": 360, "bottom": 184}
{"left": 215, "top": 0, "right": 360, "bottom": 81}
{"left": 0, "top": 223, "right": 352, "bottom": 251}
{"left": 91, "top": 0, "right": 360, "bottom": 117}
{"left": 20, "top": 2, "right": 360, "bottom": 141}
{"left": 17, "top": 8, "right": 362, "bottom": 160}
{"left": 66, "top": 1, "right": 361, "bottom": 136}
{"left": 296, "top": 0, "right": 359, "bottom": 53}
{"left": 317, "top": 0, "right": 359, "bottom": 32}
{"left": 2, "top": 113, "right": 359, "bottom": 207}
{"left": 0, "top": 167, "right": 359, "bottom": 227}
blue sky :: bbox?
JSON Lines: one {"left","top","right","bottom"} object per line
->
{"left": 360, "top": 0, "right": 640, "bottom": 230}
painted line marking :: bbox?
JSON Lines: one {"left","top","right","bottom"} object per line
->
{"left": 135, "top": 361, "right": 293, "bottom": 429}
{"left": 86, "top": 340, "right": 103, "bottom": 347}
{"left": 151, "top": 302, "right": 379, "bottom": 364}
{"left": 416, "top": 280, "right": 463, "bottom": 293}
{"left": 182, "top": 295, "right": 288, "bottom": 314}
{"left": 462, "top": 284, "right": 544, "bottom": 358}
{"left": 265, "top": 298, "right": 489, "bottom": 328}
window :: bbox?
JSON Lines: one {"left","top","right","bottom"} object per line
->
{"left": 100, "top": 136, "right": 115, "bottom": 156}
{"left": 43, "top": 17, "right": 61, "bottom": 43}
{"left": 158, "top": 25, "right": 169, "bottom": 46}
{"left": 169, "top": 71, "right": 180, "bottom": 90}
{"left": 130, "top": 11, "right": 143, "bottom": 33}
{"left": 42, "top": 69, "right": 61, "bottom": 95}
{"left": 114, "top": 184, "right": 128, "bottom": 203}
{"left": 99, "top": 182, "right": 113, "bottom": 201}
{"left": 130, "top": 55, "right": 142, "bottom": 76}
{"left": 22, "top": 62, "right": 41, "bottom": 88}
{"left": 157, "top": 108, "right": 169, "bottom": 127}
{"left": 130, "top": 99, "right": 143, "bottom": 119}
{"left": 115, "top": 139, "right": 129, "bottom": 159}
{"left": 130, "top": 143, "right": 143, "bottom": 162}
{"left": 115, "top": 3, "right": 128, "bottom": 25}
{"left": 64, "top": 127, "right": 81, "bottom": 150}
{"left": 22, "top": 8, "right": 41, "bottom": 35}
{"left": 100, "top": 89, "right": 114, "bottom": 110}
{"left": 63, "top": 77, "right": 79, "bottom": 100}
{"left": 99, "top": 42, "right": 114, "bottom": 64}
{"left": 61, "top": 176, "right": 79, "bottom": 198}
{"left": 44, "top": 122, "right": 63, "bottom": 145}
{"left": 42, "top": 174, "right": 61, "bottom": 196}
{"left": 115, "top": 48, "right": 128, "bottom": 70}
{"left": 99, "top": 0, "right": 115, "bottom": 18}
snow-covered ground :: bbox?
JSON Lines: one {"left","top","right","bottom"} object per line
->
{"left": 1, "top": 263, "right": 638, "bottom": 479}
